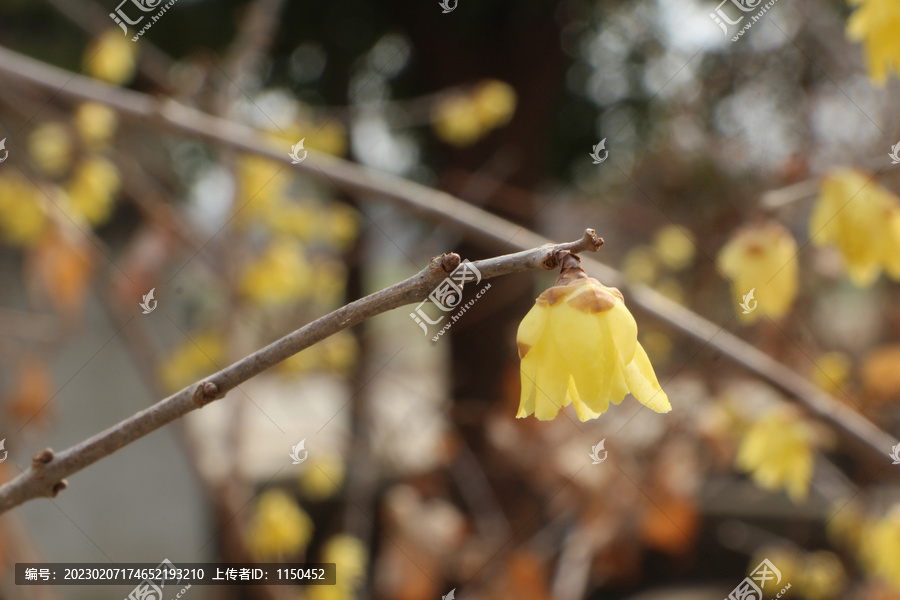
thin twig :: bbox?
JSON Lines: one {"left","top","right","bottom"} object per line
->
{"left": 0, "top": 231, "right": 603, "bottom": 514}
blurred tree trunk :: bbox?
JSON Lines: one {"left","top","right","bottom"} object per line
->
{"left": 382, "top": 0, "right": 566, "bottom": 467}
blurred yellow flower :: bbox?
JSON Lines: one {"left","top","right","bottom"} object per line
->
{"left": 159, "top": 332, "right": 225, "bottom": 392}
{"left": 298, "top": 455, "right": 346, "bottom": 501}
{"left": 431, "top": 80, "right": 517, "bottom": 147}
{"left": 28, "top": 122, "right": 72, "bottom": 177}
{"left": 280, "top": 331, "right": 357, "bottom": 375}
{"left": 239, "top": 239, "right": 312, "bottom": 306}
{"left": 237, "top": 155, "right": 287, "bottom": 217}
{"left": 860, "top": 506, "right": 900, "bottom": 591}
{"left": 319, "top": 331, "right": 357, "bottom": 374}
{"left": 653, "top": 224, "right": 696, "bottom": 271}
{"left": 84, "top": 29, "right": 137, "bottom": 85}
{"left": 305, "top": 121, "right": 348, "bottom": 157}
{"left": 749, "top": 547, "right": 798, "bottom": 588}
{"left": 246, "top": 489, "right": 314, "bottom": 560}
{"left": 321, "top": 203, "right": 359, "bottom": 250}
{"left": 847, "top": 0, "right": 900, "bottom": 86}
{"left": 74, "top": 103, "right": 118, "bottom": 150}
{"left": 810, "top": 169, "right": 900, "bottom": 286}
{"left": 827, "top": 501, "right": 867, "bottom": 550}
{"left": 517, "top": 257, "right": 670, "bottom": 421}
{"left": 811, "top": 352, "right": 852, "bottom": 394}
{"left": 717, "top": 221, "right": 798, "bottom": 321}
{"left": 310, "top": 259, "right": 347, "bottom": 306}
{"left": 432, "top": 95, "right": 482, "bottom": 147}
{"left": 798, "top": 551, "right": 846, "bottom": 600}
{"left": 471, "top": 79, "right": 517, "bottom": 129}
{"left": 622, "top": 245, "right": 659, "bottom": 285}
{"left": 309, "top": 535, "right": 367, "bottom": 600}
{"left": 66, "top": 157, "right": 121, "bottom": 226}
{"left": 0, "top": 173, "right": 48, "bottom": 246}
{"left": 735, "top": 409, "right": 814, "bottom": 503}
{"left": 268, "top": 203, "right": 317, "bottom": 239}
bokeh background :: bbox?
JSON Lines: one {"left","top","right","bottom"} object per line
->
{"left": 0, "top": 0, "right": 899, "bottom": 598}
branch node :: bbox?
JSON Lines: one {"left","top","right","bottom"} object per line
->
{"left": 51, "top": 480, "right": 68, "bottom": 497}
{"left": 31, "top": 448, "right": 54, "bottom": 470}
{"left": 193, "top": 381, "right": 220, "bottom": 406}
{"left": 439, "top": 253, "right": 461, "bottom": 273}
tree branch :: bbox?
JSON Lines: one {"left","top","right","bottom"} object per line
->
{"left": 0, "top": 45, "right": 895, "bottom": 510}
{"left": 0, "top": 231, "right": 603, "bottom": 514}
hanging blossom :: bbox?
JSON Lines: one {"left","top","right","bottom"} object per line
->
{"left": 516, "top": 252, "right": 670, "bottom": 422}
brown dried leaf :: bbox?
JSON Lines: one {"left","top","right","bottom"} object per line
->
{"left": 8, "top": 356, "right": 54, "bottom": 426}
{"left": 27, "top": 228, "right": 94, "bottom": 317}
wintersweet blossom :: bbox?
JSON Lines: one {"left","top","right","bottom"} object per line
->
{"left": 846, "top": 0, "right": 900, "bottom": 86}
{"left": 810, "top": 169, "right": 900, "bottom": 286}
{"left": 736, "top": 409, "right": 813, "bottom": 503}
{"left": 516, "top": 254, "right": 670, "bottom": 422}
{"left": 717, "top": 221, "right": 799, "bottom": 321}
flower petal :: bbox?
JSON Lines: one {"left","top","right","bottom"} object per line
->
{"left": 623, "top": 343, "right": 671, "bottom": 413}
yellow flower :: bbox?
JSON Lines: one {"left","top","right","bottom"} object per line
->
{"left": 827, "top": 500, "right": 867, "bottom": 550}
{"left": 471, "top": 79, "right": 517, "bottom": 129}
{"left": 239, "top": 239, "right": 312, "bottom": 306}
{"left": 66, "top": 157, "right": 121, "bottom": 226}
{"left": 811, "top": 352, "right": 852, "bottom": 394}
{"left": 246, "top": 489, "right": 314, "bottom": 560}
{"left": 309, "top": 535, "right": 367, "bottom": 600}
{"left": 798, "top": 551, "right": 846, "bottom": 600}
{"left": 298, "top": 455, "right": 346, "bottom": 501}
{"left": 860, "top": 506, "right": 900, "bottom": 591}
{"left": 847, "top": 0, "right": 900, "bottom": 86}
{"left": 321, "top": 203, "right": 359, "bottom": 250}
{"left": 517, "top": 256, "right": 670, "bottom": 422}
{"left": 622, "top": 245, "right": 659, "bottom": 285}
{"left": 84, "top": 29, "right": 137, "bottom": 85}
{"left": 653, "top": 224, "right": 696, "bottom": 271}
{"left": 159, "top": 331, "right": 225, "bottom": 392}
{"left": 810, "top": 169, "right": 900, "bottom": 286}
{"left": 74, "top": 103, "right": 118, "bottom": 150}
{"left": 0, "top": 173, "right": 48, "bottom": 246}
{"left": 717, "top": 221, "right": 798, "bottom": 321}
{"left": 279, "top": 331, "right": 357, "bottom": 375}
{"left": 735, "top": 409, "right": 814, "bottom": 503}
{"left": 28, "top": 122, "right": 72, "bottom": 177}
{"left": 431, "top": 80, "right": 517, "bottom": 147}
{"left": 432, "top": 95, "right": 483, "bottom": 147}
{"left": 236, "top": 154, "right": 288, "bottom": 218}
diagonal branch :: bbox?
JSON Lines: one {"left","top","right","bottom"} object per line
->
{"left": 0, "top": 45, "right": 895, "bottom": 495}
{"left": 0, "top": 231, "right": 603, "bottom": 514}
